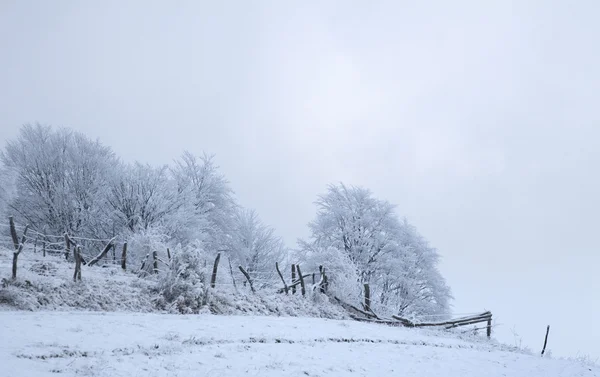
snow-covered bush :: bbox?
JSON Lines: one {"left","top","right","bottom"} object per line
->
{"left": 156, "top": 243, "right": 210, "bottom": 314}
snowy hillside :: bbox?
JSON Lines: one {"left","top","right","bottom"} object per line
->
{"left": 1, "top": 312, "right": 596, "bottom": 377}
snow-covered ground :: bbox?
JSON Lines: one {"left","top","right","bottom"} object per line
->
{"left": 1, "top": 312, "right": 596, "bottom": 377}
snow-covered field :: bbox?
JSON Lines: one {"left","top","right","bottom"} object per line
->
{"left": 1, "top": 312, "right": 596, "bottom": 377}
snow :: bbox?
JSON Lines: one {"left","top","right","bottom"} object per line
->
{"left": 1, "top": 312, "right": 596, "bottom": 377}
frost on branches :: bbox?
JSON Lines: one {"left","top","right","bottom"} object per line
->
{"left": 299, "top": 184, "right": 452, "bottom": 318}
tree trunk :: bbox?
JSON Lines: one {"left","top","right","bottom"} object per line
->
{"left": 211, "top": 253, "right": 221, "bottom": 288}
{"left": 43, "top": 241, "right": 46, "bottom": 257}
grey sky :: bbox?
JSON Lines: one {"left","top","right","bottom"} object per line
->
{"left": 1, "top": 1, "right": 599, "bottom": 358}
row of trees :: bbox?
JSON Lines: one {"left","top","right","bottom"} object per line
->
{"left": 0, "top": 124, "right": 451, "bottom": 316}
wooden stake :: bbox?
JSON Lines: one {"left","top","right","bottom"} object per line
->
{"left": 11, "top": 225, "right": 29, "bottom": 279}
{"left": 364, "top": 283, "right": 371, "bottom": 312}
{"left": 296, "top": 264, "right": 306, "bottom": 296}
{"left": 238, "top": 266, "right": 255, "bottom": 293}
{"left": 9, "top": 216, "right": 19, "bottom": 250}
{"left": 291, "top": 264, "right": 296, "bottom": 294}
{"left": 541, "top": 325, "right": 550, "bottom": 356}
{"left": 228, "top": 257, "right": 237, "bottom": 290}
{"left": 121, "top": 242, "right": 127, "bottom": 270}
{"left": 87, "top": 238, "right": 116, "bottom": 267}
{"left": 73, "top": 246, "right": 82, "bottom": 281}
{"left": 152, "top": 250, "right": 159, "bottom": 274}
{"left": 64, "top": 233, "right": 71, "bottom": 261}
{"left": 211, "top": 253, "right": 221, "bottom": 288}
{"left": 276, "top": 262, "right": 288, "bottom": 294}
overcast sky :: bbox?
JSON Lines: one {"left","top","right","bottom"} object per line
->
{"left": 1, "top": 0, "right": 599, "bottom": 359}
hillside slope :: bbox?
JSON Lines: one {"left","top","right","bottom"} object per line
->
{"left": 1, "top": 312, "right": 596, "bottom": 377}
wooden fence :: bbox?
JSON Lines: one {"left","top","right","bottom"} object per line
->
{"left": 3, "top": 216, "right": 494, "bottom": 338}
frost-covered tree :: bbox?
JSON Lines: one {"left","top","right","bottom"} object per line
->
{"left": 229, "top": 208, "right": 286, "bottom": 286}
{"left": 1, "top": 124, "right": 117, "bottom": 238}
{"left": 107, "top": 162, "right": 177, "bottom": 234}
{"left": 299, "top": 183, "right": 451, "bottom": 316}
{"left": 170, "top": 152, "right": 237, "bottom": 249}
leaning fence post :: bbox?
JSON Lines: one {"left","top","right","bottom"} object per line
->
{"left": 276, "top": 262, "right": 288, "bottom": 294}
{"left": 211, "top": 253, "right": 221, "bottom": 288}
{"left": 228, "top": 257, "right": 238, "bottom": 290}
{"left": 238, "top": 266, "right": 255, "bottom": 293}
{"left": 541, "top": 325, "right": 550, "bottom": 356}
{"left": 364, "top": 283, "right": 371, "bottom": 312}
{"left": 296, "top": 264, "right": 306, "bottom": 296}
{"left": 291, "top": 264, "right": 296, "bottom": 294}
{"left": 167, "top": 248, "right": 172, "bottom": 262}
{"left": 121, "top": 242, "right": 127, "bottom": 270}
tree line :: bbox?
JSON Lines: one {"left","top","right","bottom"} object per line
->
{"left": 0, "top": 123, "right": 451, "bottom": 316}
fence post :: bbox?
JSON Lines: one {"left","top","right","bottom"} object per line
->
{"left": 34, "top": 238, "right": 38, "bottom": 253}
{"left": 276, "top": 262, "right": 288, "bottom": 294}
{"left": 12, "top": 225, "right": 29, "bottom": 279}
{"left": 486, "top": 318, "right": 492, "bottom": 338}
{"left": 228, "top": 257, "right": 238, "bottom": 290}
{"left": 167, "top": 248, "right": 172, "bottom": 262}
{"left": 238, "top": 266, "right": 255, "bottom": 293}
{"left": 88, "top": 238, "right": 116, "bottom": 267}
{"left": 319, "top": 265, "right": 328, "bottom": 293}
{"left": 9, "top": 216, "right": 19, "bottom": 250}
{"left": 211, "top": 253, "right": 221, "bottom": 288}
{"left": 291, "top": 264, "right": 296, "bottom": 294}
{"left": 139, "top": 253, "right": 149, "bottom": 277}
{"left": 43, "top": 241, "right": 46, "bottom": 257}
{"left": 152, "top": 250, "right": 159, "bottom": 274}
{"left": 364, "top": 283, "right": 371, "bottom": 312}
{"left": 541, "top": 325, "right": 550, "bottom": 356}
{"left": 73, "top": 246, "right": 82, "bottom": 281}
{"left": 121, "top": 242, "right": 127, "bottom": 270}
{"left": 296, "top": 264, "right": 306, "bottom": 296}
{"left": 64, "top": 233, "right": 71, "bottom": 261}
